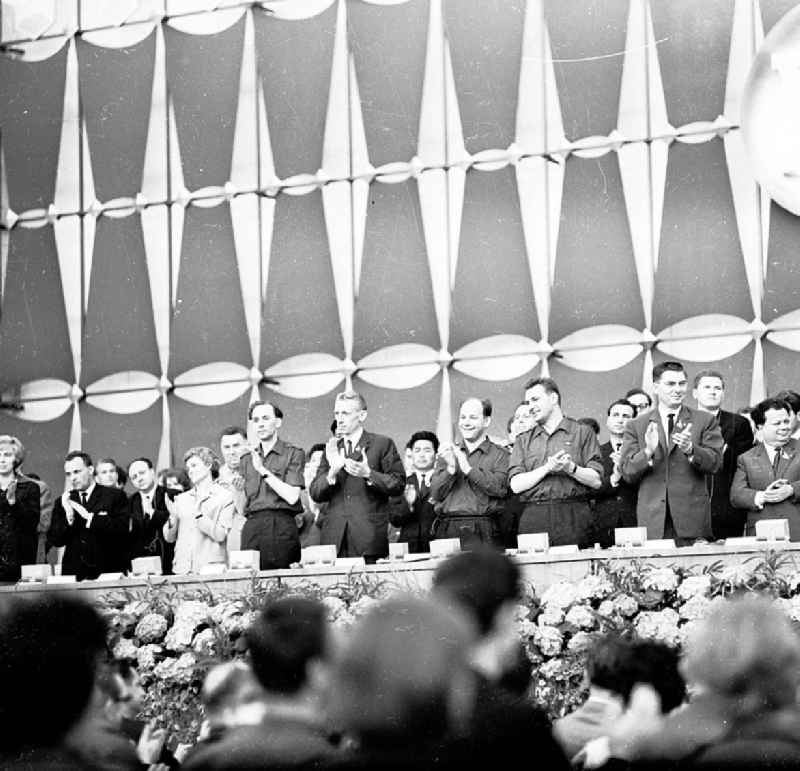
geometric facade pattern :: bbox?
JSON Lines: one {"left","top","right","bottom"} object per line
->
{"left": 3, "top": 0, "right": 800, "bottom": 494}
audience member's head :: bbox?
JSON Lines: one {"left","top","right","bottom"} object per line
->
{"left": 751, "top": 397, "right": 793, "bottom": 448}
{"left": 606, "top": 399, "right": 635, "bottom": 438}
{"left": 525, "top": 378, "right": 562, "bottom": 426}
{"left": 625, "top": 388, "right": 653, "bottom": 415}
{"left": 183, "top": 446, "right": 219, "bottom": 485}
{"left": 128, "top": 457, "right": 156, "bottom": 493}
{"left": 0, "top": 435, "right": 25, "bottom": 472}
{"left": 219, "top": 426, "right": 247, "bottom": 472}
{"left": 651, "top": 361, "right": 688, "bottom": 411}
{"left": 587, "top": 635, "right": 685, "bottom": 713}
{"left": 334, "top": 391, "right": 368, "bottom": 438}
{"left": 161, "top": 467, "right": 191, "bottom": 492}
{"left": 693, "top": 370, "right": 726, "bottom": 413}
{"left": 245, "top": 596, "right": 328, "bottom": 696}
{"left": 508, "top": 402, "right": 533, "bottom": 443}
{"left": 458, "top": 398, "right": 492, "bottom": 444}
{"left": 93, "top": 658, "right": 145, "bottom": 728}
{"left": 432, "top": 547, "right": 524, "bottom": 684}
{"left": 407, "top": 431, "right": 439, "bottom": 472}
{"left": 64, "top": 451, "right": 95, "bottom": 492}
{"left": 682, "top": 594, "right": 800, "bottom": 719}
{"left": 200, "top": 661, "right": 265, "bottom": 736}
{"left": 0, "top": 593, "right": 108, "bottom": 751}
{"left": 304, "top": 443, "right": 326, "bottom": 488}
{"left": 578, "top": 417, "right": 601, "bottom": 436}
{"left": 773, "top": 389, "right": 800, "bottom": 433}
{"left": 325, "top": 596, "right": 476, "bottom": 748}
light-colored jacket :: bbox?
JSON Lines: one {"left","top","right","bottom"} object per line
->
{"left": 164, "top": 483, "right": 234, "bottom": 574}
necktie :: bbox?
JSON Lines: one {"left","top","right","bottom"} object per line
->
{"left": 667, "top": 413, "right": 675, "bottom": 438}
{"left": 772, "top": 449, "right": 781, "bottom": 477}
{"left": 346, "top": 440, "right": 353, "bottom": 458}
{"left": 80, "top": 491, "right": 88, "bottom": 506}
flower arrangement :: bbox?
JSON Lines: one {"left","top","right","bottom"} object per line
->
{"left": 97, "top": 550, "right": 800, "bottom": 749}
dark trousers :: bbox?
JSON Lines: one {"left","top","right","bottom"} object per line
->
{"left": 432, "top": 514, "right": 496, "bottom": 550}
{"left": 242, "top": 510, "right": 300, "bottom": 570}
{"left": 518, "top": 500, "right": 593, "bottom": 549}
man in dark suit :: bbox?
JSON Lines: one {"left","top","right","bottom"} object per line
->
{"left": 692, "top": 370, "right": 754, "bottom": 540}
{"left": 47, "top": 451, "right": 129, "bottom": 580}
{"left": 310, "top": 390, "right": 405, "bottom": 562}
{"left": 127, "top": 457, "right": 173, "bottom": 574}
{"left": 390, "top": 431, "right": 439, "bottom": 553}
{"left": 592, "top": 399, "right": 638, "bottom": 547}
{"left": 620, "top": 361, "right": 724, "bottom": 545}
{"left": 731, "top": 397, "right": 800, "bottom": 540}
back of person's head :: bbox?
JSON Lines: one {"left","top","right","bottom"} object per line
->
{"left": 0, "top": 593, "right": 107, "bottom": 750}
{"left": 587, "top": 635, "right": 685, "bottom": 713}
{"left": 245, "top": 596, "right": 327, "bottom": 695}
{"left": 682, "top": 594, "right": 800, "bottom": 717}
{"left": 326, "top": 596, "right": 476, "bottom": 747}
{"left": 432, "top": 546, "right": 521, "bottom": 636}
{"left": 201, "top": 661, "right": 264, "bottom": 731}
{"left": 774, "top": 389, "right": 800, "bottom": 415}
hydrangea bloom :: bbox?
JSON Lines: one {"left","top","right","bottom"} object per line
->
{"left": 192, "top": 628, "right": 217, "bottom": 655}
{"left": 164, "top": 622, "right": 196, "bottom": 651}
{"left": 567, "top": 631, "right": 595, "bottom": 653}
{"left": 565, "top": 604, "right": 595, "bottom": 630}
{"left": 576, "top": 574, "right": 614, "bottom": 602}
{"left": 612, "top": 594, "right": 639, "bottom": 617}
{"left": 537, "top": 605, "right": 565, "bottom": 628}
{"left": 516, "top": 619, "right": 538, "bottom": 639}
{"left": 634, "top": 609, "right": 680, "bottom": 645}
{"left": 322, "top": 596, "right": 347, "bottom": 621}
{"left": 209, "top": 601, "right": 244, "bottom": 627}
{"left": 538, "top": 659, "right": 563, "bottom": 679}
{"left": 135, "top": 613, "right": 169, "bottom": 644}
{"left": 534, "top": 625, "right": 564, "bottom": 656}
{"left": 173, "top": 601, "right": 211, "bottom": 632}
{"left": 514, "top": 603, "right": 533, "bottom": 622}
{"left": 597, "top": 600, "right": 615, "bottom": 618}
{"left": 642, "top": 567, "right": 679, "bottom": 592}
{"left": 718, "top": 563, "right": 755, "bottom": 587}
{"left": 676, "top": 575, "right": 712, "bottom": 601}
{"left": 679, "top": 594, "right": 711, "bottom": 621}
{"left": 113, "top": 637, "right": 139, "bottom": 661}
{"left": 540, "top": 581, "right": 579, "bottom": 610}
{"left": 136, "top": 644, "right": 163, "bottom": 671}
{"left": 121, "top": 600, "right": 149, "bottom": 618}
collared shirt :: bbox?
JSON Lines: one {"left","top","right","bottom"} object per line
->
{"left": 415, "top": 470, "right": 434, "bottom": 489}
{"left": 342, "top": 428, "right": 364, "bottom": 455}
{"left": 508, "top": 417, "right": 603, "bottom": 503}
{"left": 138, "top": 487, "right": 156, "bottom": 518}
{"left": 164, "top": 483, "right": 234, "bottom": 574}
{"left": 658, "top": 403, "right": 679, "bottom": 440}
{"left": 240, "top": 438, "right": 304, "bottom": 515}
{"left": 429, "top": 436, "right": 508, "bottom": 517}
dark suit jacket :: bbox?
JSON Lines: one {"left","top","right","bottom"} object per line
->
{"left": 708, "top": 409, "right": 754, "bottom": 538}
{"left": 620, "top": 405, "right": 723, "bottom": 540}
{"left": 129, "top": 486, "right": 173, "bottom": 574}
{"left": 0, "top": 476, "right": 40, "bottom": 581}
{"left": 730, "top": 439, "right": 800, "bottom": 540}
{"left": 592, "top": 441, "right": 637, "bottom": 546}
{"left": 48, "top": 485, "right": 129, "bottom": 580}
{"left": 310, "top": 431, "right": 405, "bottom": 559}
{"left": 389, "top": 473, "right": 437, "bottom": 553}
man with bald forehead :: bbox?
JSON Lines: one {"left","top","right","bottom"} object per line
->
{"left": 429, "top": 397, "right": 508, "bottom": 548}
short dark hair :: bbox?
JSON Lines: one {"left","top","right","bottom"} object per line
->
{"left": 693, "top": 369, "right": 725, "bottom": 389}
{"left": 624, "top": 388, "right": 652, "bottom": 408}
{"left": 652, "top": 361, "right": 685, "bottom": 383}
{"left": 0, "top": 594, "right": 108, "bottom": 750}
{"left": 607, "top": 399, "right": 635, "bottom": 416}
{"left": 773, "top": 390, "right": 800, "bottom": 414}
{"left": 751, "top": 397, "right": 793, "bottom": 428}
{"left": 432, "top": 546, "right": 520, "bottom": 636}
{"left": 245, "top": 596, "right": 327, "bottom": 695}
{"left": 162, "top": 467, "right": 191, "bottom": 491}
{"left": 307, "top": 443, "right": 326, "bottom": 457}
{"left": 587, "top": 636, "right": 685, "bottom": 712}
{"left": 458, "top": 397, "right": 492, "bottom": 418}
{"left": 578, "top": 417, "right": 600, "bottom": 436}
{"left": 219, "top": 425, "right": 246, "bottom": 442}
{"left": 248, "top": 401, "right": 283, "bottom": 421}
{"left": 127, "top": 457, "right": 153, "bottom": 472}
{"left": 407, "top": 430, "right": 439, "bottom": 453}
{"left": 64, "top": 450, "right": 93, "bottom": 468}
{"left": 524, "top": 377, "right": 561, "bottom": 405}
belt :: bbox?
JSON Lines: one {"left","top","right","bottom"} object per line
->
{"left": 439, "top": 512, "right": 487, "bottom": 519}
{"left": 245, "top": 508, "right": 295, "bottom": 519}
{"left": 523, "top": 497, "right": 590, "bottom": 506}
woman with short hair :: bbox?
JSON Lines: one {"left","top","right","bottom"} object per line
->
{"left": 0, "top": 435, "right": 40, "bottom": 581}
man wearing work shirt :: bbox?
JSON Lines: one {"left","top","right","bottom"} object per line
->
{"left": 239, "top": 401, "right": 305, "bottom": 570}
{"left": 509, "top": 377, "right": 603, "bottom": 548}
{"left": 429, "top": 397, "right": 508, "bottom": 548}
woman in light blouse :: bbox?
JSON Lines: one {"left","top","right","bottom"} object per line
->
{"left": 164, "top": 447, "right": 234, "bottom": 574}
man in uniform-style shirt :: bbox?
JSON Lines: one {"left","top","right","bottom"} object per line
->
{"left": 429, "top": 398, "right": 508, "bottom": 548}
{"left": 509, "top": 377, "right": 603, "bottom": 548}
{"left": 239, "top": 402, "right": 305, "bottom": 570}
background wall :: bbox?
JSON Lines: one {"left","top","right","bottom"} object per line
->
{"left": 2, "top": 0, "right": 800, "bottom": 492}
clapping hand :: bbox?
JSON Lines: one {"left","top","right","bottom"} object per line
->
{"left": 344, "top": 449, "right": 371, "bottom": 479}
{"left": 61, "top": 492, "right": 75, "bottom": 525}
{"left": 548, "top": 450, "right": 572, "bottom": 474}
{"left": 404, "top": 483, "right": 417, "bottom": 507}
{"left": 325, "top": 437, "right": 346, "bottom": 476}
{"left": 250, "top": 448, "right": 268, "bottom": 477}
{"left": 164, "top": 494, "right": 177, "bottom": 518}
{"left": 452, "top": 445, "right": 471, "bottom": 474}
{"left": 137, "top": 719, "right": 167, "bottom": 765}
{"left": 437, "top": 444, "right": 457, "bottom": 474}
{"left": 644, "top": 422, "right": 660, "bottom": 456}
{"left": 763, "top": 478, "right": 794, "bottom": 504}
{"left": 672, "top": 422, "right": 693, "bottom": 456}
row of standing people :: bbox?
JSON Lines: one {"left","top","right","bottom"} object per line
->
{"left": 2, "top": 360, "right": 800, "bottom": 580}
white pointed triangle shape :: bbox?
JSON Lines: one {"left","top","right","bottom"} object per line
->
{"left": 157, "top": 394, "right": 172, "bottom": 471}
{"left": 418, "top": 0, "right": 446, "bottom": 168}
{"left": 348, "top": 54, "right": 370, "bottom": 297}
{"left": 142, "top": 23, "right": 168, "bottom": 204}
{"left": 0, "top": 144, "right": 7, "bottom": 303}
{"left": 230, "top": 195, "right": 261, "bottom": 366}
{"left": 54, "top": 216, "right": 83, "bottom": 385}
{"left": 54, "top": 39, "right": 81, "bottom": 215}
{"left": 230, "top": 8, "right": 258, "bottom": 191}
{"left": 69, "top": 403, "right": 82, "bottom": 452}
{"left": 141, "top": 205, "right": 171, "bottom": 376}
{"left": 257, "top": 78, "right": 277, "bottom": 189}
{"left": 436, "top": 366, "right": 452, "bottom": 445}
{"left": 418, "top": 168, "right": 450, "bottom": 352}
{"left": 321, "top": 0, "right": 350, "bottom": 181}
